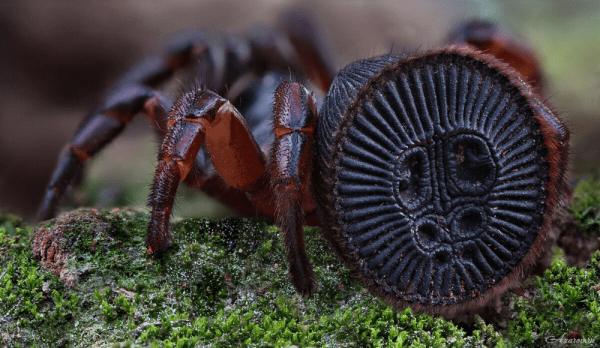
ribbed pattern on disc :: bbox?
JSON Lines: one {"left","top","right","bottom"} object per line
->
{"left": 321, "top": 52, "right": 549, "bottom": 306}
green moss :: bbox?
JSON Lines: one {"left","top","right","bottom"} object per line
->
{"left": 569, "top": 178, "right": 600, "bottom": 234}
{"left": 0, "top": 209, "right": 502, "bottom": 347}
{"left": 505, "top": 251, "right": 600, "bottom": 346}
{"left": 0, "top": 211, "right": 26, "bottom": 236}
{"left": 1, "top": 206, "right": 598, "bottom": 346}
{"left": 133, "top": 293, "right": 498, "bottom": 347}
{"left": 0, "top": 216, "right": 74, "bottom": 346}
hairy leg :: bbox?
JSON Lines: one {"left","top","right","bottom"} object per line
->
{"left": 38, "top": 86, "right": 170, "bottom": 221}
{"left": 146, "top": 89, "right": 270, "bottom": 254}
{"left": 268, "top": 81, "right": 319, "bottom": 295}
{"left": 447, "top": 20, "right": 544, "bottom": 91}
{"left": 36, "top": 30, "right": 209, "bottom": 221}
{"left": 38, "top": 21, "right": 338, "bottom": 221}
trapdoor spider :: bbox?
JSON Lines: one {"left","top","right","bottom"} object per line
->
{"left": 38, "top": 15, "right": 569, "bottom": 315}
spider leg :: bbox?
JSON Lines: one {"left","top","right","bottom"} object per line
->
{"left": 37, "top": 29, "right": 294, "bottom": 221}
{"left": 37, "top": 85, "right": 171, "bottom": 221}
{"left": 38, "top": 22, "right": 337, "bottom": 222}
{"left": 36, "top": 32, "right": 210, "bottom": 221}
{"left": 268, "top": 81, "right": 319, "bottom": 296}
{"left": 277, "top": 8, "right": 338, "bottom": 91}
{"left": 147, "top": 89, "right": 269, "bottom": 254}
{"left": 246, "top": 10, "right": 338, "bottom": 93}
{"left": 447, "top": 20, "right": 544, "bottom": 91}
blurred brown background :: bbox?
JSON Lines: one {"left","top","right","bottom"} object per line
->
{"left": 1, "top": 0, "right": 599, "bottom": 221}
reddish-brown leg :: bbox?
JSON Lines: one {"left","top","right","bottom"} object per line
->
{"left": 447, "top": 20, "right": 544, "bottom": 91}
{"left": 268, "top": 82, "right": 319, "bottom": 295}
{"left": 36, "top": 33, "right": 207, "bottom": 221}
{"left": 147, "top": 89, "right": 270, "bottom": 254}
{"left": 37, "top": 85, "right": 171, "bottom": 221}
{"left": 277, "top": 9, "right": 338, "bottom": 91}
{"left": 38, "top": 25, "right": 338, "bottom": 222}
{"left": 36, "top": 32, "right": 259, "bottom": 221}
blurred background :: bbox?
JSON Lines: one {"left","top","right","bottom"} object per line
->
{"left": 0, "top": 0, "right": 599, "bottom": 221}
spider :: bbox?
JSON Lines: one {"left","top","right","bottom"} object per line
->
{"left": 37, "top": 14, "right": 569, "bottom": 315}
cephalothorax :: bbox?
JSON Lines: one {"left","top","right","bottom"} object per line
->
{"left": 38, "top": 15, "right": 569, "bottom": 315}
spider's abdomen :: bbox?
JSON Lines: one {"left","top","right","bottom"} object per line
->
{"left": 314, "top": 46, "right": 569, "bottom": 313}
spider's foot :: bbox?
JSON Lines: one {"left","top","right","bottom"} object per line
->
{"left": 289, "top": 264, "right": 317, "bottom": 297}
{"left": 146, "top": 241, "right": 171, "bottom": 256}
{"left": 146, "top": 199, "right": 176, "bottom": 256}
{"left": 145, "top": 222, "right": 173, "bottom": 256}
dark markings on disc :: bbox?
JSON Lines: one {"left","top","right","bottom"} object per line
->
{"left": 314, "top": 47, "right": 568, "bottom": 311}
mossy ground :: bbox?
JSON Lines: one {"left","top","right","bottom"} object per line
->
{"left": 1, "top": 179, "right": 600, "bottom": 347}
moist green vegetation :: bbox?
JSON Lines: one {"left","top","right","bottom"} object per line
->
{"left": 506, "top": 248, "right": 600, "bottom": 347}
{"left": 0, "top": 182, "right": 599, "bottom": 347}
{"left": 570, "top": 177, "right": 600, "bottom": 235}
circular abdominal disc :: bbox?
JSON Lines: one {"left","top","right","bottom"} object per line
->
{"left": 318, "top": 48, "right": 568, "bottom": 311}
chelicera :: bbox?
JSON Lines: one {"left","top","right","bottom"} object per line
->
{"left": 38, "top": 16, "right": 570, "bottom": 315}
